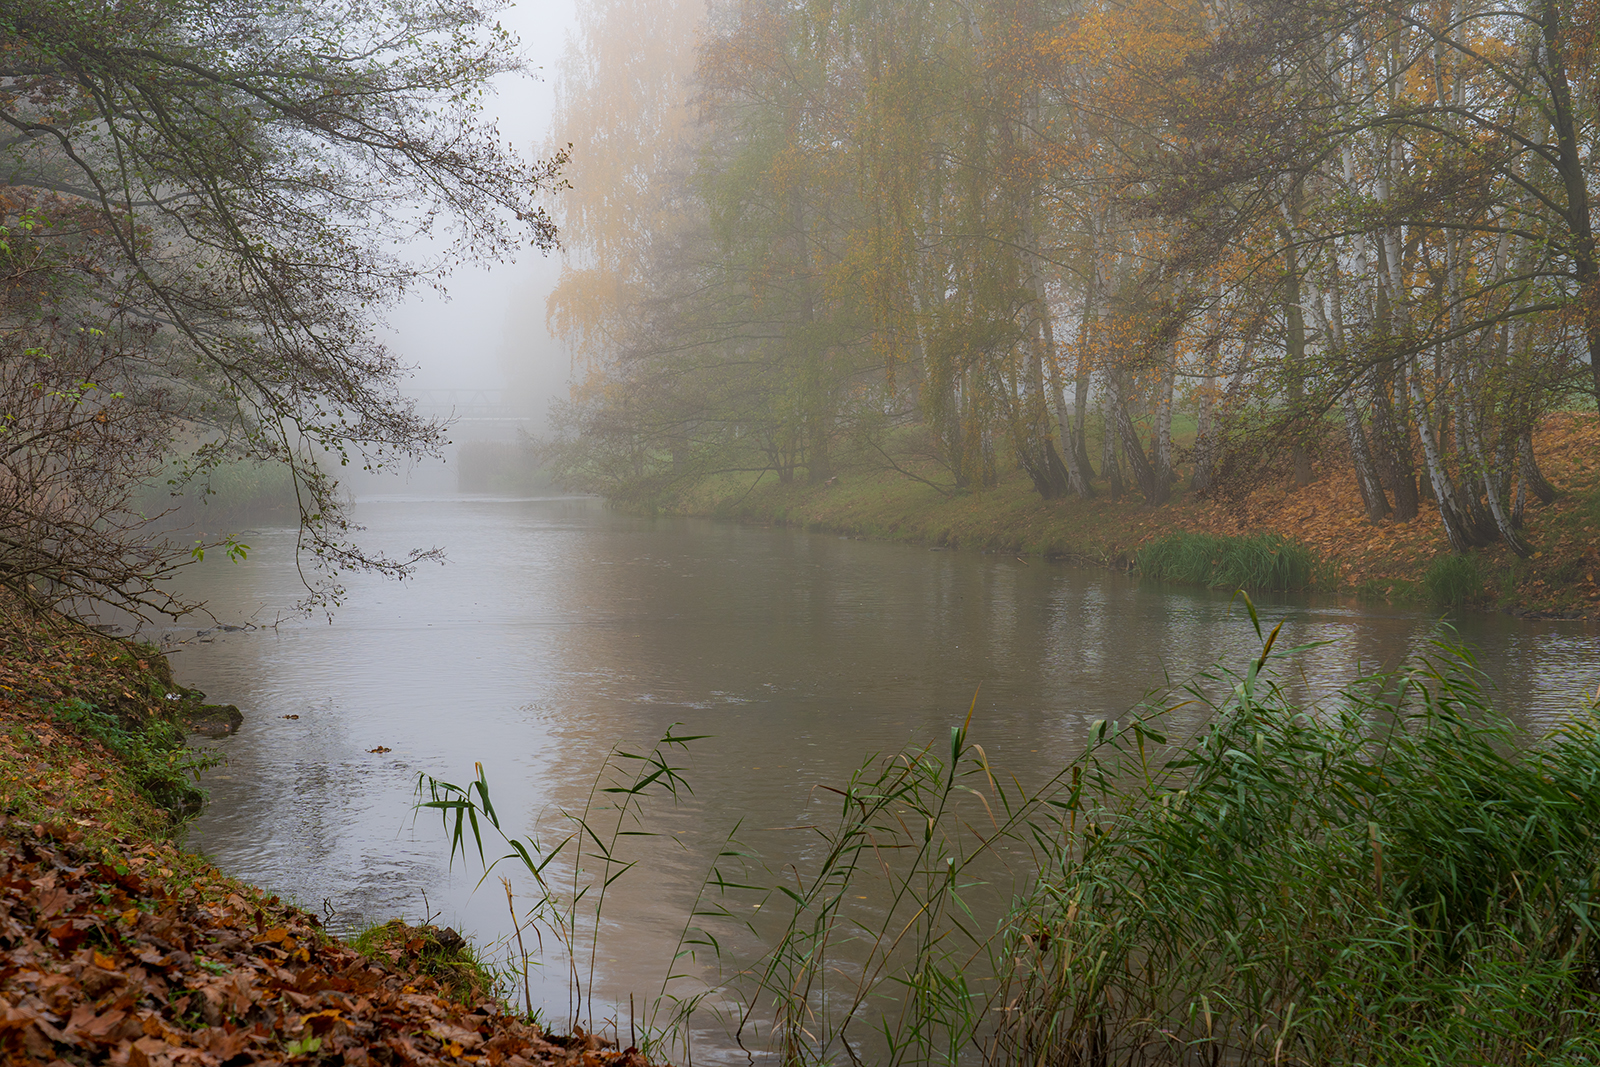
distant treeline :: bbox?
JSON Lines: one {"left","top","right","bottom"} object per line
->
{"left": 543, "top": 0, "right": 1598, "bottom": 557}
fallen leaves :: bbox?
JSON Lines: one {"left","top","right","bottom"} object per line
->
{"left": 0, "top": 600, "right": 669, "bottom": 1067}
{"left": 0, "top": 814, "right": 663, "bottom": 1065}
{"left": 1166, "top": 411, "right": 1600, "bottom": 614}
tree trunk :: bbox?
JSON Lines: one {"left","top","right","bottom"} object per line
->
{"left": 1343, "top": 392, "right": 1393, "bottom": 523}
{"left": 1154, "top": 344, "right": 1176, "bottom": 493}
{"left": 1519, "top": 432, "right": 1555, "bottom": 504}
{"left": 1072, "top": 354, "right": 1095, "bottom": 487}
{"left": 1460, "top": 391, "right": 1530, "bottom": 555}
{"left": 1279, "top": 203, "right": 1313, "bottom": 487}
{"left": 1057, "top": 228, "right": 1100, "bottom": 499}
{"left": 1192, "top": 373, "right": 1217, "bottom": 493}
{"left": 1408, "top": 360, "right": 1483, "bottom": 552}
{"left": 1100, "top": 384, "right": 1124, "bottom": 500}
{"left": 1371, "top": 176, "right": 1421, "bottom": 520}
{"left": 806, "top": 411, "right": 831, "bottom": 485}
{"left": 1049, "top": 353, "right": 1093, "bottom": 498}
{"left": 1031, "top": 213, "right": 1091, "bottom": 499}
{"left": 1311, "top": 263, "right": 1391, "bottom": 521}
{"left": 1015, "top": 341, "right": 1069, "bottom": 500}
{"left": 1112, "top": 374, "right": 1169, "bottom": 506}
{"left": 1370, "top": 362, "right": 1420, "bottom": 521}
{"left": 1536, "top": 0, "right": 1600, "bottom": 408}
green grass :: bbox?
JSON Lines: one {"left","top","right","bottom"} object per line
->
{"left": 1424, "top": 553, "right": 1487, "bottom": 609}
{"left": 1136, "top": 531, "right": 1317, "bottom": 591}
{"left": 349, "top": 919, "right": 503, "bottom": 1006}
{"left": 45, "top": 697, "right": 218, "bottom": 819}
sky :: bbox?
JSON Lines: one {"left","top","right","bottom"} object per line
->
{"left": 378, "top": 0, "right": 581, "bottom": 430}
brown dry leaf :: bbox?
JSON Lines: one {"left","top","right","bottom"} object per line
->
{"left": 0, "top": 808, "right": 672, "bottom": 1066}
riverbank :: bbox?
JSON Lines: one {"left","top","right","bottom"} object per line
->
{"left": 0, "top": 602, "right": 658, "bottom": 1066}
{"left": 671, "top": 410, "right": 1600, "bottom": 618}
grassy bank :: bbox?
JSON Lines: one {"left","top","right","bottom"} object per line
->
{"left": 669, "top": 411, "right": 1600, "bottom": 617}
{"left": 0, "top": 601, "right": 658, "bottom": 1066}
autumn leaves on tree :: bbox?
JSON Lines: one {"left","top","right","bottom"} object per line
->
{"left": 545, "top": 0, "right": 1598, "bottom": 558}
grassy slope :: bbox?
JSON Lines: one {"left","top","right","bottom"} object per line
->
{"left": 672, "top": 411, "right": 1600, "bottom": 617}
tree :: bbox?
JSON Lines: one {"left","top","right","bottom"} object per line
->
{"left": 1071, "top": 0, "right": 1585, "bottom": 552}
{"left": 0, "top": 0, "right": 564, "bottom": 614}
{"left": 540, "top": 0, "right": 1595, "bottom": 556}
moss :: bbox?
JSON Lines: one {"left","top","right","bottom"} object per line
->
{"left": 349, "top": 919, "right": 502, "bottom": 1006}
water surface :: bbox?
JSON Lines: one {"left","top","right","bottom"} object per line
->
{"left": 159, "top": 496, "right": 1598, "bottom": 1059}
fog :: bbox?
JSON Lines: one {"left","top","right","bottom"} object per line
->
{"left": 370, "top": 0, "right": 580, "bottom": 487}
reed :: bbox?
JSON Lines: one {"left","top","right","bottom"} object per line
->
{"left": 418, "top": 725, "right": 710, "bottom": 1050}
{"left": 1137, "top": 531, "right": 1316, "bottom": 591}
{"left": 716, "top": 612, "right": 1600, "bottom": 1064}
{"left": 1423, "top": 552, "right": 1486, "bottom": 608}
{"left": 976, "top": 640, "right": 1600, "bottom": 1065}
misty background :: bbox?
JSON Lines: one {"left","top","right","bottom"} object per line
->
{"left": 371, "top": 0, "right": 580, "bottom": 492}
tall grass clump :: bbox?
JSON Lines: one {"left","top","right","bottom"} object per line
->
{"left": 981, "top": 641, "right": 1600, "bottom": 1065}
{"left": 1137, "top": 531, "right": 1315, "bottom": 591}
{"left": 1424, "top": 551, "right": 1485, "bottom": 608}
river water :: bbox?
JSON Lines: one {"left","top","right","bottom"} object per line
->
{"left": 157, "top": 494, "right": 1597, "bottom": 1061}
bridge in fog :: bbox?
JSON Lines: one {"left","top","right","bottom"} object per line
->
{"left": 408, "top": 388, "right": 533, "bottom": 423}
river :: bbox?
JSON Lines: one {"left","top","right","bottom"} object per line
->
{"left": 156, "top": 494, "right": 1597, "bottom": 1062}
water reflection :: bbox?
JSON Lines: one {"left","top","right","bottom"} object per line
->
{"left": 160, "top": 496, "right": 1598, "bottom": 1060}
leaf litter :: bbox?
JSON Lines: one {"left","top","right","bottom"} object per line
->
{"left": 0, "top": 606, "right": 662, "bottom": 1067}
{"left": 0, "top": 812, "right": 656, "bottom": 1066}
